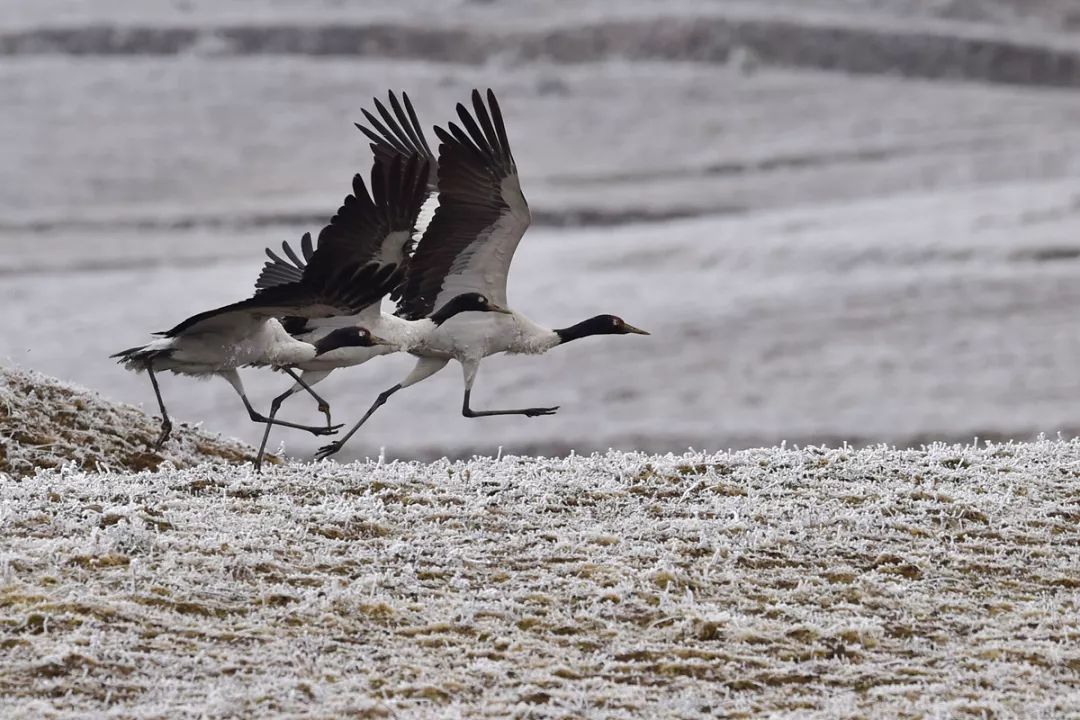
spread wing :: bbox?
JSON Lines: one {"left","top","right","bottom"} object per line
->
{"left": 247, "top": 152, "right": 430, "bottom": 331}
{"left": 397, "top": 88, "right": 530, "bottom": 320}
{"left": 310, "top": 152, "right": 430, "bottom": 304}
{"left": 356, "top": 90, "right": 438, "bottom": 192}
{"left": 355, "top": 90, "right": 441, "bottom": 275}
{"left": 254, "top": 232, "right": 313, "bottom": 291}
{"left": 158, "top": 252, "right": 396, "bottom": 338}
{"left": 170, "top": 154, "right": 430, "bottom": 338}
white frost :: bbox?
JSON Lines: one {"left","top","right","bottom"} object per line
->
{"left": 2, "top": 440, "right": 1079, "bottom": 717}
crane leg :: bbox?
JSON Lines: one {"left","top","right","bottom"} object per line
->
{"left": 461, "top": 388, "right": 559, "bottom": 418}
{"left": 146, "top": 364, "right": 173, "bottom": 449}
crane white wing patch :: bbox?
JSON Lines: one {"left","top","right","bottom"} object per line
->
{"left": 432, "top": 175, "right": 530, "bottom": 309}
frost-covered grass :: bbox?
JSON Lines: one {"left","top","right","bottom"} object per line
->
{"left": 0, "top": 366, "right": 275, "bottom": 477}
{"left": 3, "top": 440, "right": 1079, "bottom": 718}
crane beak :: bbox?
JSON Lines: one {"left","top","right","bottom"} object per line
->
{"left": 369, "top": 333, "right": 392, "bottom": 346}
{"left": 623, "top": 323, "right": 650, "bottom": 335}
{"left": 491, "top": 304, "right": 513, "bottom": 315}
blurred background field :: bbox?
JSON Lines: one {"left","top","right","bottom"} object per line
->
{"left": 4, "top": 0, "right": 1080, "bottom": 461}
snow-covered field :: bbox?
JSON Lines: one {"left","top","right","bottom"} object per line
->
{"left": 3, "top": 439, "right": 1079, "bottom": 717}
{"left": 5, "top": 59, "right": 1080, "bottom": 460}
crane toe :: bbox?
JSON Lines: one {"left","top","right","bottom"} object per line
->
{"left": 316, "top": 442, "right": 342, "bottom": 460}
{"left": 153, "top": 420, "right": 173, "bottom": 449}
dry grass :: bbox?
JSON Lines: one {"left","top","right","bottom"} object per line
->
{"left": 0, "top": 366, "right": 276, "bottom": 477}
{"left": 2, "top": 438, "right": 1079, "bottom": 717}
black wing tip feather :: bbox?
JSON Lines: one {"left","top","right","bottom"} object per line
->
{"left": 315, "top": 260, "right": 407, "bottom": 316}
{"left": 302, "top": 150, "right": 429, "bottom": 312}
{"left": 389, "top": 91, "right": 434, "bottom": 159}
{"left": 439, "top": 88, "right": 514, "bottom": 171}
{"left": 355, "top": 121, "right": 386, "bottom": 150}
{"left": 354, "top": 91, "right": 438, "bottom": 189}
{"left": 360, "top": 106, "right": 406, "bottom": 155}
{"left": 373, "top": 151, "right": 430, "bottom": 229}
{"left": 254, "top": 232, "right": 312, "bottom": 291}
{"left": 484, "top": 88, "right": 504, "bottom": 123}
{"left": 317, "top": 151, "right": 429, "bottom": 252}
{"left": 354, "top": 90, "right": 435, "bottom": 163}
{"left": 281, "top": 237, "right": 305, "bottom": 267}
{"left": 397, "top": 88, "right": 521, "bottom": 322}
{"left": 433, "top": 124, "right": 453, "bottom": 145}
{"left": 201, "top": 155, "right": 431, "bottom": 330}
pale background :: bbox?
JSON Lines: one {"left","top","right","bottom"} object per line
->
{"left": 4, "top": 0, "right": 1080, "bottom": 460}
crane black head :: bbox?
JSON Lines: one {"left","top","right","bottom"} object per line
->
{"left": 313, "top": 327, "right": 387, "bottom": 356}
{"left": 430, "top": 293, "right": 512, "bottom": 326}
{"left": 555, "top": 315, "right": 650, "bottom": 345}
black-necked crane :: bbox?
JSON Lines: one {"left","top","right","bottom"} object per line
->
{"left": 316, "top": 89, "right": 648, "bottom": 460}
{"left": 250, "top": 104, "right": 509, "bottom": 467}
{"left": 111, "top": 154, "right": 429, "bottom": 451}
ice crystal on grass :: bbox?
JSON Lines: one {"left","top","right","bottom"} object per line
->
{"left": 0, "top": 366, "right": 273, "bottom": 477}
{"left": 2, "top": 435, "right": 1080, "bottom": 717}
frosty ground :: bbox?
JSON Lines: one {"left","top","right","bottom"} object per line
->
{"left": 5, "top": 2, "right": 1080, "bottom": 717}
{"left": 3, "top": 436, "right": 1080, "bottom": 718}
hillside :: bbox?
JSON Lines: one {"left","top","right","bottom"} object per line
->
{"left": 0, "top": 366, "right": 273, "bottom": 477}
{"left": 3, "top": 432, "right": 1079, "bottom": 717}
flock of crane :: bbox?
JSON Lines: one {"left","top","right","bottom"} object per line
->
{"left": 113, "top": 89, "right": 649, "bottom": 469}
